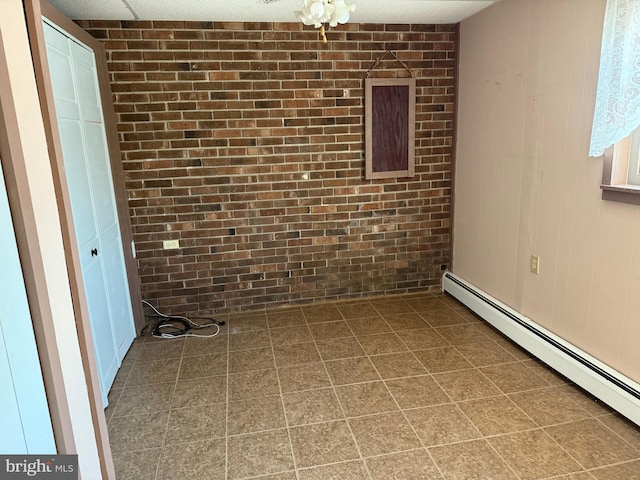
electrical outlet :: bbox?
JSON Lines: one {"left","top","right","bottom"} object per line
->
{"left": 163, "top": 239, "right": 180, "bottom": 250}
{"left": 530, "top": 255, "right": 540, "bottom": 274}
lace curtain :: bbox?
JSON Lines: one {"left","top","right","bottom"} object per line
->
{"left": 590, "top": 0, "right": 640, "bottom": 156}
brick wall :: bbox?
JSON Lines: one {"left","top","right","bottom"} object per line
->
{"left": 78, "top": 20, "right": 456, "bottom": 314}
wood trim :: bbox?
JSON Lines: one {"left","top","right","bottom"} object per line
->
{"left": 449, "top": 23, "right": 460, "bottom": 273}
{"left": 0, "top": 15, "right": 76, "bottom": 455}
{"left": 600, "top": 142, "right": 640, "bottom": 205}
{"left": 365, "top": 77, "right": 416, "bottom": 180}
{"left": 601, "top": 185, "right": 640, "bottom": 205}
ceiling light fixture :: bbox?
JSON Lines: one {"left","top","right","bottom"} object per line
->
{"left": 295, "top": 0, "right": 356, "bottom": 43}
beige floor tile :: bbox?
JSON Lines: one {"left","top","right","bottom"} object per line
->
{"left": 366, "top": 449, "right": 443, "bottom": 480}
{"left": 590, "top": 460, "right": 640, "bottom": 480}
{"left": 108, "top": 411, "right": 169, "bottom": 454}
{"left": 368, "top": 352, "right": 427, "bottom": 379}
{"left": 385, "top": 375, "right": 450, "bottom": 409}
{"left": 250, "top": 473, "right": 298, "bottom": 480}
{"left": 451, "top": 308, "right": 483, "bottom": 323}
{"left": 349, "top": 411, "right": 422, "bottom": 457}
{"left": 277, "top": 362, "right": 332, "bottom": 393}
{"left": 137, "top": 339, "right": 185, "bottom": 362}
{"left": 419, "top": 308, "right": 470, "bottom": 328}
{"left": 430, "top": 439, "right": 517, "bottom": 480}
{"left": 111, "top": 361, "right": 132, "bottom": 389}
{"left": 267, "top": 307, "right": 306, "bottom": 328}
{"left": 156, "top": 439, "right": 225, "bottom": 480}
{"left": 509, "top": 387, "right": 591, "bottom": 427}
{"left": 357, "top": 332, "right": 408, "bottom": 355}
{"left": 433, "top": 368, "right": 501, "bottom": 401}
{"left": 178, "top": 353, "right": 227, "bottom": 379}
{"left": 229, "top": 330, "right": 271, "bottom": 351}
{"left": 126, "top": 359, "right": 180, "bottom": 386}
{"left": 229, "top": 347, "right": 275, "bottom": 373}
{"left": 282, "top": 388, "right": 344, "bottom": 425}
{"left": 384, "top": 312, "right": 430, "bottom": 331}
{"left": 298, "top": 460, "right": 369, "bottom": 480}
{"left": 105, "top": 387, "right": 122, "bottom": 422}
{"left": 522, "top": 359, "right": 570, "bottom": 386}
{"left": 396, "top": 328, "right": 450, "bottom": 350}
{"left": 346, "top": 316, "right": 393, "bottom": 335}
{"left": 228, "top": 395, "right": 286, "bottom": 435}
{"left": 432, "top": 293, "right": 464, "bottom": 309}
{"left": 560, "top": 473, "right": 598, "bottom": 480}
{"left": 114, "top": 382, "right": 174, "bottom": 416}
{"left": 164, "top": 403, "right": 226, "bottom": 444}
{"left": 335, "top": 381, "right": 398, "bottom": 417}
{"left": 481, "top": 362, "right": 549, "bottom": 393}
{"left": 455, "top": 341, "right": 518, "bottom": 367}
{"left": 338, "top": 302, "right": 380, "bottom": 319}
{"left": 270, "top": 325, "right": 314, "bottom": 346}
{"left": 370, "top": 299, "right": 414, "bottom": 316}
{"left": 493, "top": 337, "right": 533, "bottom": 360}
{"left": 404, "top": 404, "right": 481, "bottom": 446}
{"left": 172, "top": 375, "right": 226, "bottom": 407}
{"left": 227, "top": 312, "right": 268, "bottom": 333}
{"left": 228, "top": 368, "right": 280, "bottom": 400}
{"left": 556, "top": 384, "right": 615, "bottom": 417}
{"left": 489, "top": 429, "right": 582, "bottom": 479}
{"left": 413, "top": 347, "right": 473, "bottom": 373}
{"left": 302, "top": 304, "right": 343, "bottom": 323}
{"left": 227, "top": 429, "right": 294, "bottom": 479}
{"left": 458, "top": 395, "right": 536, "bottom": 436}
{"left": 545, "top": 419, "right": 640, "bottom": 469}
{"left": 109, "top": 296, "right": 640, "bottom": 480}
{"left": 273, "top": 342, "right": 322, "bottom": 367}
{"left": 316, "top": 336, "right": 366, "bottom": 360}
{"left": 289, "top": 420, "right": 360, "bottom": 468}
{"left": 112, "top": 448, "right": 160, "bottom": 480}
{"left": 435, "top": 324, "right": 492, "bottom": 345}
{"left": 325, "top": 357, "right": 380, "bottom": 385}
{"left": 596, "top": 414, "right": 640, "bottom": 446}
{"left": 183, "top": 334, "right": 227, "bottom": 356}
{"left": 405, "top": 296, "right": 450, "bottom": 312}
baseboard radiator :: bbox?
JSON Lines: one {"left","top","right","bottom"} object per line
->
{"left": 442, "top": 271, "right": 640, "bottom": 427}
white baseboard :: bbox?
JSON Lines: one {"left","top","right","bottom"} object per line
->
{"left": 442, "top": 271, "right": 640, "bottom": 427}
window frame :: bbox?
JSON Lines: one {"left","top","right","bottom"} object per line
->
{"left": 601, "top": 133, "right": 640, "bottom": 205}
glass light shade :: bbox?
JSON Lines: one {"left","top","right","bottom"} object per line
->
{"left": 294, "top": 0, "right": 356, "bottom": 39}
{"left": 329, "top": 0, "right": 355, "bottom": 26}
{"left": 309, "top": 1, "right": 325, "bottom": 19}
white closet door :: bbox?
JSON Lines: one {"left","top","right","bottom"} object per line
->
{"left": 43, "top": 20, "right": 135, "bottom": 406}
{"left": 0, "top": 157, "right": 56, "bottom": 454}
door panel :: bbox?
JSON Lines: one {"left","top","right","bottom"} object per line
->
{"left": 57, "top": 118, "right": 97, "bottom": 246}
{"left": 84, "top": 122, "right": 118, "bottom": 230}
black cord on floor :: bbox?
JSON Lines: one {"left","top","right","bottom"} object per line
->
{"left": 141, "top": 300, "right": 225, "bottom": 339}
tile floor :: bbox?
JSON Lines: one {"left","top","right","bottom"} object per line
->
{"left": 106, "top": 292, "right": 640, "bottom": 479}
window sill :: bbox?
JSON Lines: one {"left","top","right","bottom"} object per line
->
{"left": 601, "top": 184, "right": 640, "bottom": 205}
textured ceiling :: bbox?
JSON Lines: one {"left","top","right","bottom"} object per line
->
{"left": 47, "top": 0, "right": 499, "bottom": 24}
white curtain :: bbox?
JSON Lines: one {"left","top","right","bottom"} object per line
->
{"left": 590, "top": 0, "right": 640, "bottom": 156}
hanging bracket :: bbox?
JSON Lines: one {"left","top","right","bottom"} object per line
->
{"left": 365, "top": 49, "right": 416, "bottom": 78}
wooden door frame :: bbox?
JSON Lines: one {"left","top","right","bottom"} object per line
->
{"left": 23, "top": 1, "right": 144, "bottom": 477}
{"left": 0, "top": 23, "right": 76, "bottom": 458}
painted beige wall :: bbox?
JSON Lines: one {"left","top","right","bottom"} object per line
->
{"left": 455, "top": 0, "right": 640, "bottom": 382}
{"left": 1, "top": 0, "right": 102, "bottom": 475}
